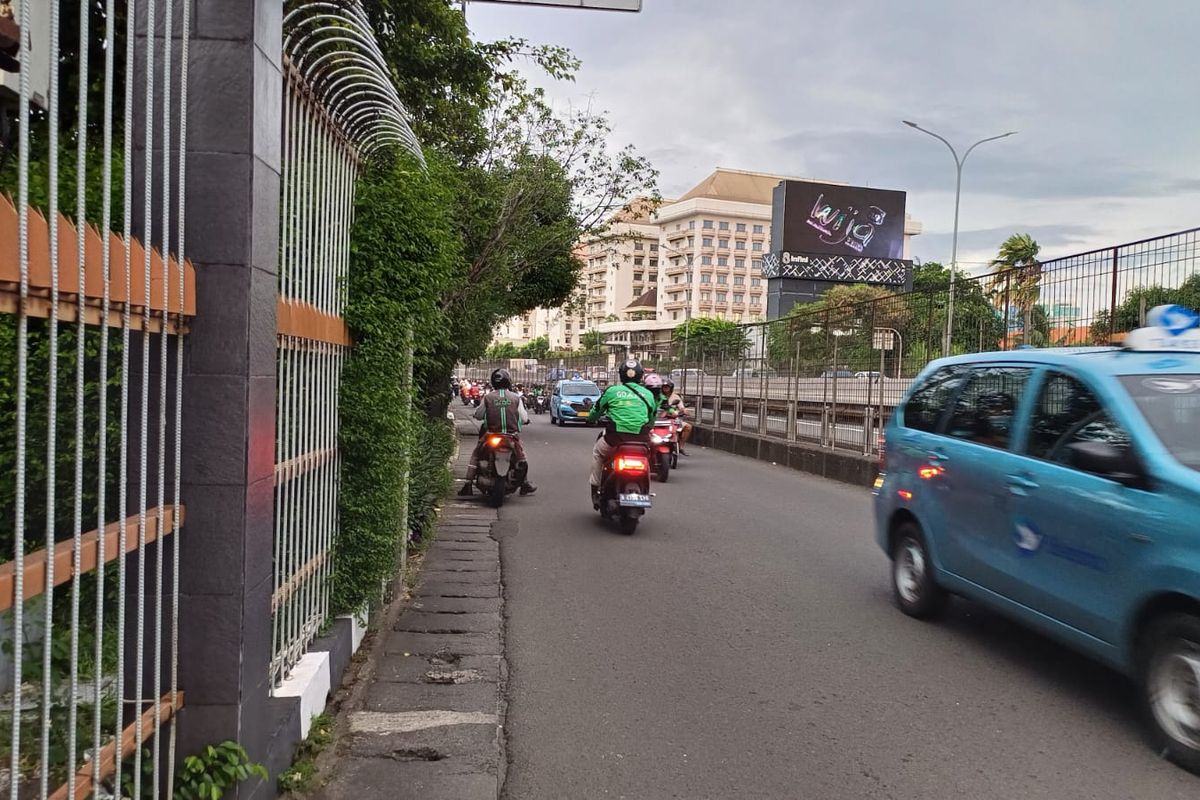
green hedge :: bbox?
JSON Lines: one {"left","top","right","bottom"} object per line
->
{"left": 332, "top": 154, "right": 458, "bottom": 614}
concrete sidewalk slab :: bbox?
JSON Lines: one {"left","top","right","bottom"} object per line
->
{"left": 392, "top": 612, "right": 500, "bottom": 634}
{"left": 383, "top": 631, "right": 501, "bottom": 656}
{"left": 409, "top": 596, "right": 500, "bottom": 614}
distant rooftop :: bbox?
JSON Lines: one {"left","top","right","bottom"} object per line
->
{"left": 609, "top": 196, "right": 673, "bottom": 223}
{"left": 675, "top": 167, "right": 839, "bottom": 206}
{"left": 623, "top": 287, "right": 657, "bottom": 312}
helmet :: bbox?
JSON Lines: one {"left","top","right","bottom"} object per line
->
{"left": 619, "top": 359, "right": 644, "bottom": 384}
{"left": 490, "top": 368, "right": 513, "bottom": 390}
{"left": 644, "top": 373, "right": 663, "bottom": 394}
{"left": 662, "top": 378, "right": 675, "bottom": 394}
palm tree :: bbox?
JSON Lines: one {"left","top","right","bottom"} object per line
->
{"left": 986, "top": 233, "right": 1042, "bottom": 345}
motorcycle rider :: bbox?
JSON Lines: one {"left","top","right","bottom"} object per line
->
{"left": 586, "top": 359, "right": 657, "bottom": 505}
{"left": 644, "top": 373, "right": 664, "bottom": 403}
{"left": 460, "top": 368, "right": 537, "bottom": 496}
{"left": 661, "top": 378, "right": 692, "bottom": 455}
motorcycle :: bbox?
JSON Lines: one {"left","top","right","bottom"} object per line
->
{"left": 595, "top": 429, "right": 653, "bottom": 535}
{"left": 649, "top": 418, "right": 679, "bottom": 482}
{"left": 532, "top": 394, "right": 547, "bottom": 415}
{"left": 473, "top": 432, "right": 524, "bottom": 508}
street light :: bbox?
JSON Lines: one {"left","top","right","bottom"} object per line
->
{"left": 902, "top": 120, "right": 1017, "bottom": 356}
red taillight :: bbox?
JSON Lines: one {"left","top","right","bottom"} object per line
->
{"left": 615, "top": 456, "right": 649, "bottom": 473}
{"left": 487, "top": 435, "right": 505, "bottom": 448}
{"left": 878, "top": 434, "right": 887, "bottom": 470}
{"left": 918, "top": 465, "right": 943, "bottom": 480}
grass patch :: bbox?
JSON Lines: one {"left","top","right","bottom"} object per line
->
{"left": 277, "top": 713, "right": 334, "bottom": 796}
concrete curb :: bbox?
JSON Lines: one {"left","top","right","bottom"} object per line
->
{"left": 691, "top": 424, "right": 879, "bottom": 487}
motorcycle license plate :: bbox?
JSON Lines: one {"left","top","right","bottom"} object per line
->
{"left": 618, "top": 493, "right": 652, "bottom": 508}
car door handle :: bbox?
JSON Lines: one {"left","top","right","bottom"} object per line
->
{"left": 1006, "top": 474, "right": 1039, "bottom": 494}
{"left": 928, "top": 451, "right": 949, "bottom": 462}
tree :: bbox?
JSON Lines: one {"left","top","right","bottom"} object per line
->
{"left": 1089, "top": 275, "right": 1200, "bottom": 343}
{"left": 518, "top": 336, "right": 549, "bottom": 359}
{"left": 672, "top": 317, "right": 750, "bottom": 365}
{"left": 579, "top": 329, "right": 605, "bottom": 353}
{"left": 987, "top": 234, "right": 1042, "bottom": 346}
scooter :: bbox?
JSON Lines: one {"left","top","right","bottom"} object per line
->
{"left": 472, "top": 433, "right": 524, "bottom": 508}
{"left": 594, "top": 428, "right": 653, "bottom": 535}
{"left": 532, "top": 394, "right": 547, "bottom": 415}
{"left": 649, "top": 418, "right": 679, "bottom": 482}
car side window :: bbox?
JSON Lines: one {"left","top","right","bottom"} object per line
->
{"left": 1029, "top": 372, "right": 1133, "bottom": 472}
{"left": 901, "top": 366, "right": 970, "bottom": 432}
{"left": 945, "top": 366, "right": 1033, "bottom": 449}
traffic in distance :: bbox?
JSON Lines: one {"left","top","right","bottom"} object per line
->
{"left": 876, "top": 305, "right": 1200, "bottom": 773}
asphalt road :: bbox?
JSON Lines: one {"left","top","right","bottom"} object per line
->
{"left": 485, "top": 411, "right": 1197, "bottom": 799}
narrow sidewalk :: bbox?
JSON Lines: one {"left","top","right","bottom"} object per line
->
{"left": 315, "top": 414, "right": 506, "bottom": 800}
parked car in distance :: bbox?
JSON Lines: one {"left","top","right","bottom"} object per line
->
{"left": 819, "top": 369, "right": 855, "bottom": 379}
{"left": 670, "top": 368, "right": 708, "bottom": 381}
{"left": 854, "top": 370, "right": 882, "bottom": 379}
{"left": 874, "top": 306, "right": 1200, "bottom": 774}
{"left": 549, "top": 379, "right": 602, "bottom": 425}
{"left": 730, "top": 368, "right": 778, "bottom": 379}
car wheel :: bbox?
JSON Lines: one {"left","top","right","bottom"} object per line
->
{"left": 890, "top": 522, "right": 947, "bottom": 619}
{"left": 1139, "top": 612, "right": 1200, "bottom": 774}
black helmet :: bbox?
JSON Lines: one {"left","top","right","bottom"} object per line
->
{"left": 619, "top": 359, "right": 644, "bottom": 384}
{"left": 662, "top": 378, "right": 675, "bottom": 393}
{"left": 491, "top": 368, "right": 513, "bottom": 390}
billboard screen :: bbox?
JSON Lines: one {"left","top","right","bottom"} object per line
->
{"left": 773, "top": 180, "right": 907, "bottom": 260}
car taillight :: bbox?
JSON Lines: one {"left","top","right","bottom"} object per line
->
{"left": 615, "top": 456, "right": 648, "bottom": 473}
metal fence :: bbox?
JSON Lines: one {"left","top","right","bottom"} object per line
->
{"left": 0, "top": 1, "right": 193, "bottom": 798}
{"left": 270, "top": 1, "right": 422, "bottom": 690}
{"left": 467, "top": 227, "right": 1200, "bottom": 458}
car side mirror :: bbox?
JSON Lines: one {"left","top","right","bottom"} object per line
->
{"left": 1065, "top": 441, "right": 1148, "bottom": 489}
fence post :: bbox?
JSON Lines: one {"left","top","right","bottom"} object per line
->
{"left": 1108, "top": 245, "right": 1120, "bottom": 342}
{"left": 175, "top": 2, "right": 283, "bottom": 790}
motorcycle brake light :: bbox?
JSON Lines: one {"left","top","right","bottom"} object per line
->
{"left": 615, "top": 456, "right": 648, "bottom": 473}
{"left": 487, "top": 435, "right": 505, "bottom": 447}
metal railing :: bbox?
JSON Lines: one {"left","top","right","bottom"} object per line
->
{"left": 467, "top": 227, "right": 1200, "bottom": 459}
{"left": 270, "top": 0, "right": 423, "bottom": 689}
{"left": 0, "top": 1, "right": 193, "bottom": 798}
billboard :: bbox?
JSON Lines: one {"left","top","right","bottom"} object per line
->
{"left": 771, "top": 180, "right": 907, "bottom": 260}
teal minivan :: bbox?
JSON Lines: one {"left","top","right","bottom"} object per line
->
{"left": 875, "top": 306, "right": 1200, "bottom": 773}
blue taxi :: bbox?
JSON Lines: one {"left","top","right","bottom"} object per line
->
{"left": 875, "top": 305, "right": 1200, "bottom": 773}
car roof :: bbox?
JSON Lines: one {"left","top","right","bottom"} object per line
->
{"left": 933, "top": 346, "right": 1200, "bottom": 376}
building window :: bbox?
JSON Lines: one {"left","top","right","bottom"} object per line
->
{"left": 701, "top": 274, "right": 712, "bottom": 284}
{"left": 718, "top": 238, "right": 729, "bottom": 248}
{"left": 752, "top": 241, "right": 763, "bottom": 251}
{"left": 650, "top": 243, "right": 658, "bottom": 251}
{"left": 750, "top": 296, "right": 761, "bottom": 307}
{"left": 751, "top": 277, "right": 762, "bottom": 287}
{"left": 753, "top": 224, "right": 764, "bottom": 234}
{"left": 717, "top": 256, "right": 728, "bottom": 266}
{"left": 688, "top": 220, "right": 696, "bottom": 230}
{"left": 687, "top": 237, "right": 695, "bottom": 247}
{"left": 672, "top": 311, "right": 680, "bottom": 320}
{"left": 634, "top": 257, "right": 644, "bottom": 266}
{"left": 649, "top": 259, "right": 658, "bottom": 267}
{"left": 702, "top": 237, "right": 713, "bottom": 247}
{"left": 703, "top": 219, "right": 714, "bottom": 229}
{"left": 734, "top": 276, "right": 744, "bottom": 286}
{"left": 687, "top": 256, "right": 694, "bottom": 265}
{"left": 701, "top": 256, "right": 712, "bottom": 266}
{"left": 716, "top": 292, "right": 728, "bottom": 302}
{"left": 752, "top": 260, "right": 762, "bottom": 270}
{"left": 734, "top": 293, "right": 744, "bottom": 303}
{"left": 736, "top": 222, "right": 746, "bottom": 232}
{"left": 718, "top": 221, "right": 729, "bottom": 230}
{"left": 672, "top": 276, "right": 680, "bottom": 285}
{"left": 633, "top": 272, "right": 644, "bottom": 282}
{"left": 717, "top": 274, "right": 727, "bottom": 285}
{"left": 634, "top": 241, "right": 644, "bottom": 251}
{"left": 735, "top": 258, "right": 745, "bottom": 267}
{"left": 701, "top": 292, "right": 711, "bottom": 302}
{"left": 735, "top": 241, "right": 746, "bottom": 250}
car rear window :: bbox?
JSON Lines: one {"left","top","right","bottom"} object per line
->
{"left": 563, "top": 382, "right": 600, "bottom": 397}
{"left": 901, "top": 366, "right": 970, "bottom": 432}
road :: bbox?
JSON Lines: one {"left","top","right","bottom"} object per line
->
{"left": 482, "top": 410, "right": 1197, "bottom": 799}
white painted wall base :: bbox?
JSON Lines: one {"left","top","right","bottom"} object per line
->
{"left": 273, "top": 652, "right": 331, "bottom": 740}
{"left": 342, "top": 612, "right": 368, "bottom": 652}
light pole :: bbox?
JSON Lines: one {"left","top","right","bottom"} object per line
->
{"left": 902, "top": 121, "right": 1016, "bottom": 356}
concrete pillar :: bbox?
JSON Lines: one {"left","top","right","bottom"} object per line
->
{"left": 172, "top": 1, "right": 282, "bottom": 793}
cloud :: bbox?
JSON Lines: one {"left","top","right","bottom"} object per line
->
{"left": 912, "top": 224, "right": 1104, "bottom": 270}
{"left": 464, "top": 0, "right": 1200, "bottom": 267}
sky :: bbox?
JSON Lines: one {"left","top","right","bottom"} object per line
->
{"left": 464, "top": 0, "right": 1200, "bottom": 273}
